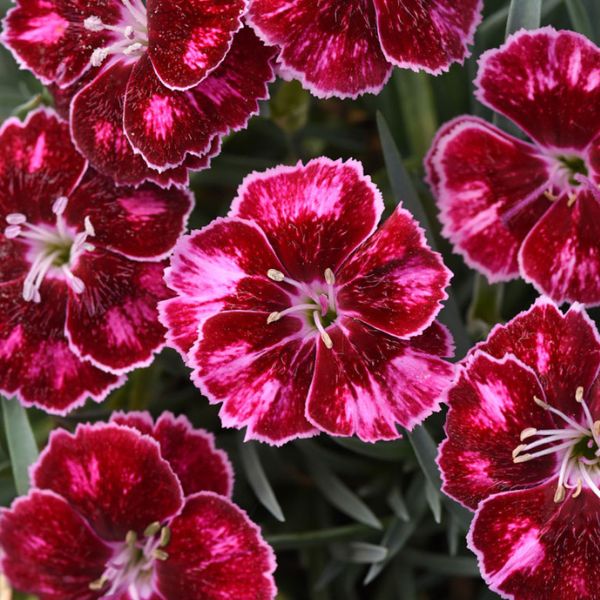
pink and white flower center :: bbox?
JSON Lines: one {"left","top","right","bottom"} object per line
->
{"left": 545, "top": 153, "right": 592, "bottom": 206}
{"left": 4, "top": 196, "right": 94, "bottom": 303}
{"left": 266, "top": 268, "right": 337, "bottom": 349}
{"left": 513, "top": 386, "right": 600, "bottom": 503}
{"left": 90, "top": 522, "right": 170, "bottom": 598}
{"left": 84, "top": 0, "right": 148, "bottom": 67}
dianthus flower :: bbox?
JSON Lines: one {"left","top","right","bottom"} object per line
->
{"left": 438, "top": 298, "right": 600, "bottom": 599}
{"left": 0, "top": 415, "right": 276, "bottom": 599}
{"left": 427, "top": 28, "right": 600, "bottom": 306}
{"left": 0, "top": 109, "right": 191, "bottom": 414}
{"left": 2, "top": 0, "right": 275, "bottom": 187}
{"left": 246, "top": 0, "right": 483, "bottom": 98}
{"left": 159, "top": 158, "right": 454, "bottom": 444}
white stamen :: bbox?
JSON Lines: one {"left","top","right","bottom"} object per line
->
{"left": 534, "top": 396, "right": 589, "bottom": 435}
{"left": 84, "top": 16, "right": 104, "bottom": 31}
{"left": 52, "top": 196, "right": 68, "bottom": 215}
{"left": 313, "top": 311, "right": 333, "bottom": 349}
{"left": 513, "top": 439, "right": 575, "bottom": 463}
{"left": 267, "top": 269, "right": 285, "bottom": 282}
{"left": 4, "top": 225, "right": 22, "bottom": 239}
{"left": 6, "top": 213, "right": 26, "bottom": 225}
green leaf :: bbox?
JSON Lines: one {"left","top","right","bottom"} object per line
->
{"left": 506, "top": 0, "right": 542, "bottom": 35}
{"left": 386, "top": 486, "right": 410, "bottom": 522}
{"left": 565, "top": 0, "right": 595, "bottom": 41}
{"left": 400, "top": 549, "right": 480, "bottom": 577}
{"left": 425, "top": 479, "right": 442, "bottom": 524}
{"left": 376, "top": 112, "right": 471, "bottom": 357}
{"left": 467, "top": 273, "right": 504, "bottom": 340}
{"left": 332, "top": 542, "right": 388, "bottom": 564}
{"left": 301, "top": 442, "right": 382, "bottom": 529}
{"left": 1, "top": 396, "right": 38, "bottom": 496}
{"left": 331, "top": 436, "right": 409, "bottom": 462}
{"left": 270, "top": 79, "right": 311, "bottom": 134}
{"left": 238, "top": 439, "right": 285, "bottom": 522}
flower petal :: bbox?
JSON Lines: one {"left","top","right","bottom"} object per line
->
{"left": 156, "top": 492, "right": 276, "bottom": 600}
{"left": 247, "top": 0, "right": 391, "bottom": 99}
{"left": 519, "top": 192, "right": 600, "bottom": 306}
{"left": 190, "top": 311, "right": 318, "bottom": 445}
{"left": 160, "top": 218, "right": 289, "bottom": 356}
{"left": 65, "top": 170, "right": 193, "bottom": 261}
{"left": 426, "top": 116, "right": 551, "bottom": 281}
{"left": 474, "top": 298, "right": 600, "bottom": 418}
{"left": 469, "top": 482, "right": 600, "bottom": 599}
{"left": 0, "top": 280, "right": 124, "bottom": 415}
{"left": 32, "top": 423, "right": 183, "bottom": 541}
{"left": 372, "top": 0, "right": 482, "bottom": 74}
{"left": 111, "top": 411, "right": 234, "bottom": 498}
{"left": 0, "top": 490, "right": 111, "bottom": 599}
{"left": 337, "top": 204, "right": 451, "bottom": 339}
{"left": 147, "top": 0, "right": 246, "bottom": 90}
{"left": 476, "top": 27, "right": 600, "bottom": 150}
{"left": 66, "top": 250, "right": 169, "bottom": 374}
{"left": 0, "top": 109, "right": 86, "bottom": 219}
{"left": 306, "top": 319, "right": 454, "bottom": 442}
{"left": 1, "top": 0, "right": 117, "bottom": 87}
{"left": 439, "top": 351, "right": 556, "bottom": 510}
{"left": 124, "top": 28, "right": 275, "bottom": 169}
{"left": 230, "top": 158, "right": 384, "bottom": 281}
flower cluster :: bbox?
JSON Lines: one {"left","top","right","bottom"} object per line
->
{"left": 0, "top": 413, "right": 276, "bottom": 599}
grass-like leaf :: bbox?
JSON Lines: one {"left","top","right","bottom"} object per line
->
{"left": 506, "top": 0, "right": 542, "bottom": 35}
{"left": 1, "top": 396, "right": 38, "bottom": 496}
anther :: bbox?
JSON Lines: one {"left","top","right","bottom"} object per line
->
{"left": 89, "top": 574, "right": 108, "bottom": 590}
{"left": 543, "top": 190, "right": 557, "bottom": 202}
{"left": 84, "top": 16, "right": 104, "bottom": 31}
{"left": 553, "top": 484, "right": 565, "bottom": 503}
{"left": 144, "top": 521, "right": 161, "bottom": 538}
{"left": 534, "top": 396, "right": 548, "bottom": 410}
{"left": 324, "top": 268, "right": 335, "bottom": 285}
{"left": 512, "top": 444, "right": 526, "bottom": 459}
{"left": 320, "top": 330, "right": 333, "bottom": 350}
{"left": 513, "top": 453, "right": 533, "bottom": 464}
{"left": 52, "top": 196, "right": 68, "bottom": 215}
{"left": 520, "top": 427, "right": 537, "bottom": 441}
{"left": 267, "top": 269, "right": 285, "bottom": 282}
{"left": 6, "top": 213, "right": 26, "bottom": 225}
{"left": 267, "top": 312, "right": 280, "bottom": 324}
{"left": 576, "top": 386, "right": 584, "bottom": 402}
{"left": 125, "top": 530, "right": 137, "bottom": 546}
{"left": 567, "top": 192, "right": 578, "bottom": 207}
{"left": 572, "top": 478, "right": 583, "bottom": 498}
{"left": 152, "top": 549, "right": 169, "bottom": 561}
{"left": 159, "top": 526, "right": 171, "bottom": 547}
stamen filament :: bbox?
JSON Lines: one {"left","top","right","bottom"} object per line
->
{"left": 513, "top": 439, "right": 575, "bottom": 463}
{"left": 313, "top": 311, "right": 333, "bottom": 349}
{"left": 267, "top": 303, "right": 319, "bottom": 323}
{"left": 534, "top": 396, "right": 590, "bottom": 435}
{"left": 578, "top": 464, "right": 600, "bottom": 500}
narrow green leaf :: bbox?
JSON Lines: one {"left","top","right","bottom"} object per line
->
{"left": 565, "top": 0, "right": 595, "bottom": 40}
{"left": 447, "top": 514, "right": 461, "bottom": 557}
{"left": 400, "top": 549, "right": 480, "bottom": 577}
{"left": 304, "top": 453, "right": 382, "bottom": 530}
{"left": 386, "top": 486, "right": 410, "bottom": 522}
{"left": 315, "top": 560, "right": 345, "bottom": 591}
{"left": 479, "top": 0, "right": 561, "bottom": 38}
{"left": 506, "top": 0, "right": 542, "bottom": 35}
{"left": 332, "top": 436, "right": 409, "bottom": 462}
{"left": 1, "top": 396, "right": 38, "bottom": 495}
{"left": 425, "top": 479, "right": 442, "bottom": 524}
{"left": 376, "top": 112, "right": 471, "bottom": 357}
{"left": 332, "top": 542, "right": 388, "bottom": 564}
{"left": 267, "top": 522, "right": 380, "bottom": 550}
{"left": 467, "top": 273, "right": 504, "bottom": 340}
{"left": 238, "top": 439, "right": 284, "bottom": 522}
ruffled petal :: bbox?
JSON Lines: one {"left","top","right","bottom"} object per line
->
{"left": 519, "top": 192, "right": 600, "bottom": 306}
{"left": 160, "top": 218, "right": 289, "bottom": 356}
{"left": 247, "top": 0, "right": 391, "bottom": 99}
{"left": 469, "top": 482, "right": 600, "bottom": 600}
{"left": 66, "top": 250, "right": 169, "bottom": 374}
{"left": 372, "top": 0, "right": 482, "bottom": 74}
{"left": 476, "top": 27, "right": 600, "bottom": 150}
{"left": 337, "top": 204, "right": 451, "bottom": 339}
{"left": 190, "top": 311, "right": 318, "bottom": 445}
{"left": 0, "top": 109, "right": 86, "bottom": 219}
{"left": 156, "top": 492, "right": 276, "bottom": 600}
{"left": 0, "top": 490, "right": 112, "bottom": 599}
{"left": 147, "top": 0, "right": 246, "bottom": 90}
{"left": 230, "top": 158, "right": 384, "bottom": 281}
{"left": 111, "top": 411, "right": 234, "bottom": 498}
{"left": 439, "top": 351, "right": 556, "bottom": 510}
{"left": 32, "top": 423, "right": 184, "bottom": 541}
{"left": 0, "top": 280, "right": 123, "bottom": 415}
{"left": 426, "top": 116, "right": 552, "bottom": 281}
{"left": 65, "top": 170, "right": 193, "bottom": 261}
{"left": 474, "top": 298, "right": 600, "bottom": 418}
{"left": 1, "top": 0, "right": 117, "bottom": 87}
{"left": 124, "top": 28, "right": 275, "bottom": 169}
{"left": 306, "top": 318, "right": 454, "bottom": 442}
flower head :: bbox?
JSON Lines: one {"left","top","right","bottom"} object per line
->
{"left": 246, "top": 0, "right": 483, "bottom": 99}
{"left": 0, "top": 109, "right": 192, "bottom": 414}
{"left": 438, "top": 298, "right": 600, "bottom": 599}
{"left": 0, "top": 416, "right": 276, "bottom": 600}
{"left": 427, "top": 28, "right": 600, "bottom": 306}
{"left": 2, "top": 0, "right": 276, "bottom": 186}
{"left": 160, "top": 158, "right": 454, "bottom": 444}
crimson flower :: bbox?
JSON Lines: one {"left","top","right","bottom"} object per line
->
{"left": 246, "top": 0, "right": 483, "bottom": 99}
{"left": 426, "top": 28, "right": 600, "bottom": 306}
{"left": 159, "top": 158, "right": 454, "bottom": 444}
{"left": 2, "top": 0, "right": 275, "bottom": 187}
{"left": 0, "top": 109, "right": 192, "bottom": 414}
{"left": 0, "top": 415, "right": 276, "bottom": 599}
{"left": 438, "top": 298, "right": 600, "bottom": 599}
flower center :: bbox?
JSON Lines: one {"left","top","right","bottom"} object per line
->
{"left": 4, "top": 197, "right": 95, "bottom": 303}
{"left": 84, "top": 0, "right": 148, "bottom": 67}
{"left": 513, "top": 386, "right": 600, "bottom": 503}
{"left": 89, "top": 522, "right": 170, "bottom": 597}
{"left": 544, "top": 153, "right": 592, "bottom": 206}
{"left": 266, "top": 267, "right": 337, "bottom": 349}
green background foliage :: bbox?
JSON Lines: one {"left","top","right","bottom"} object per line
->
{"left": 0, "top": 0, "right": 599, "bottom": 598}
